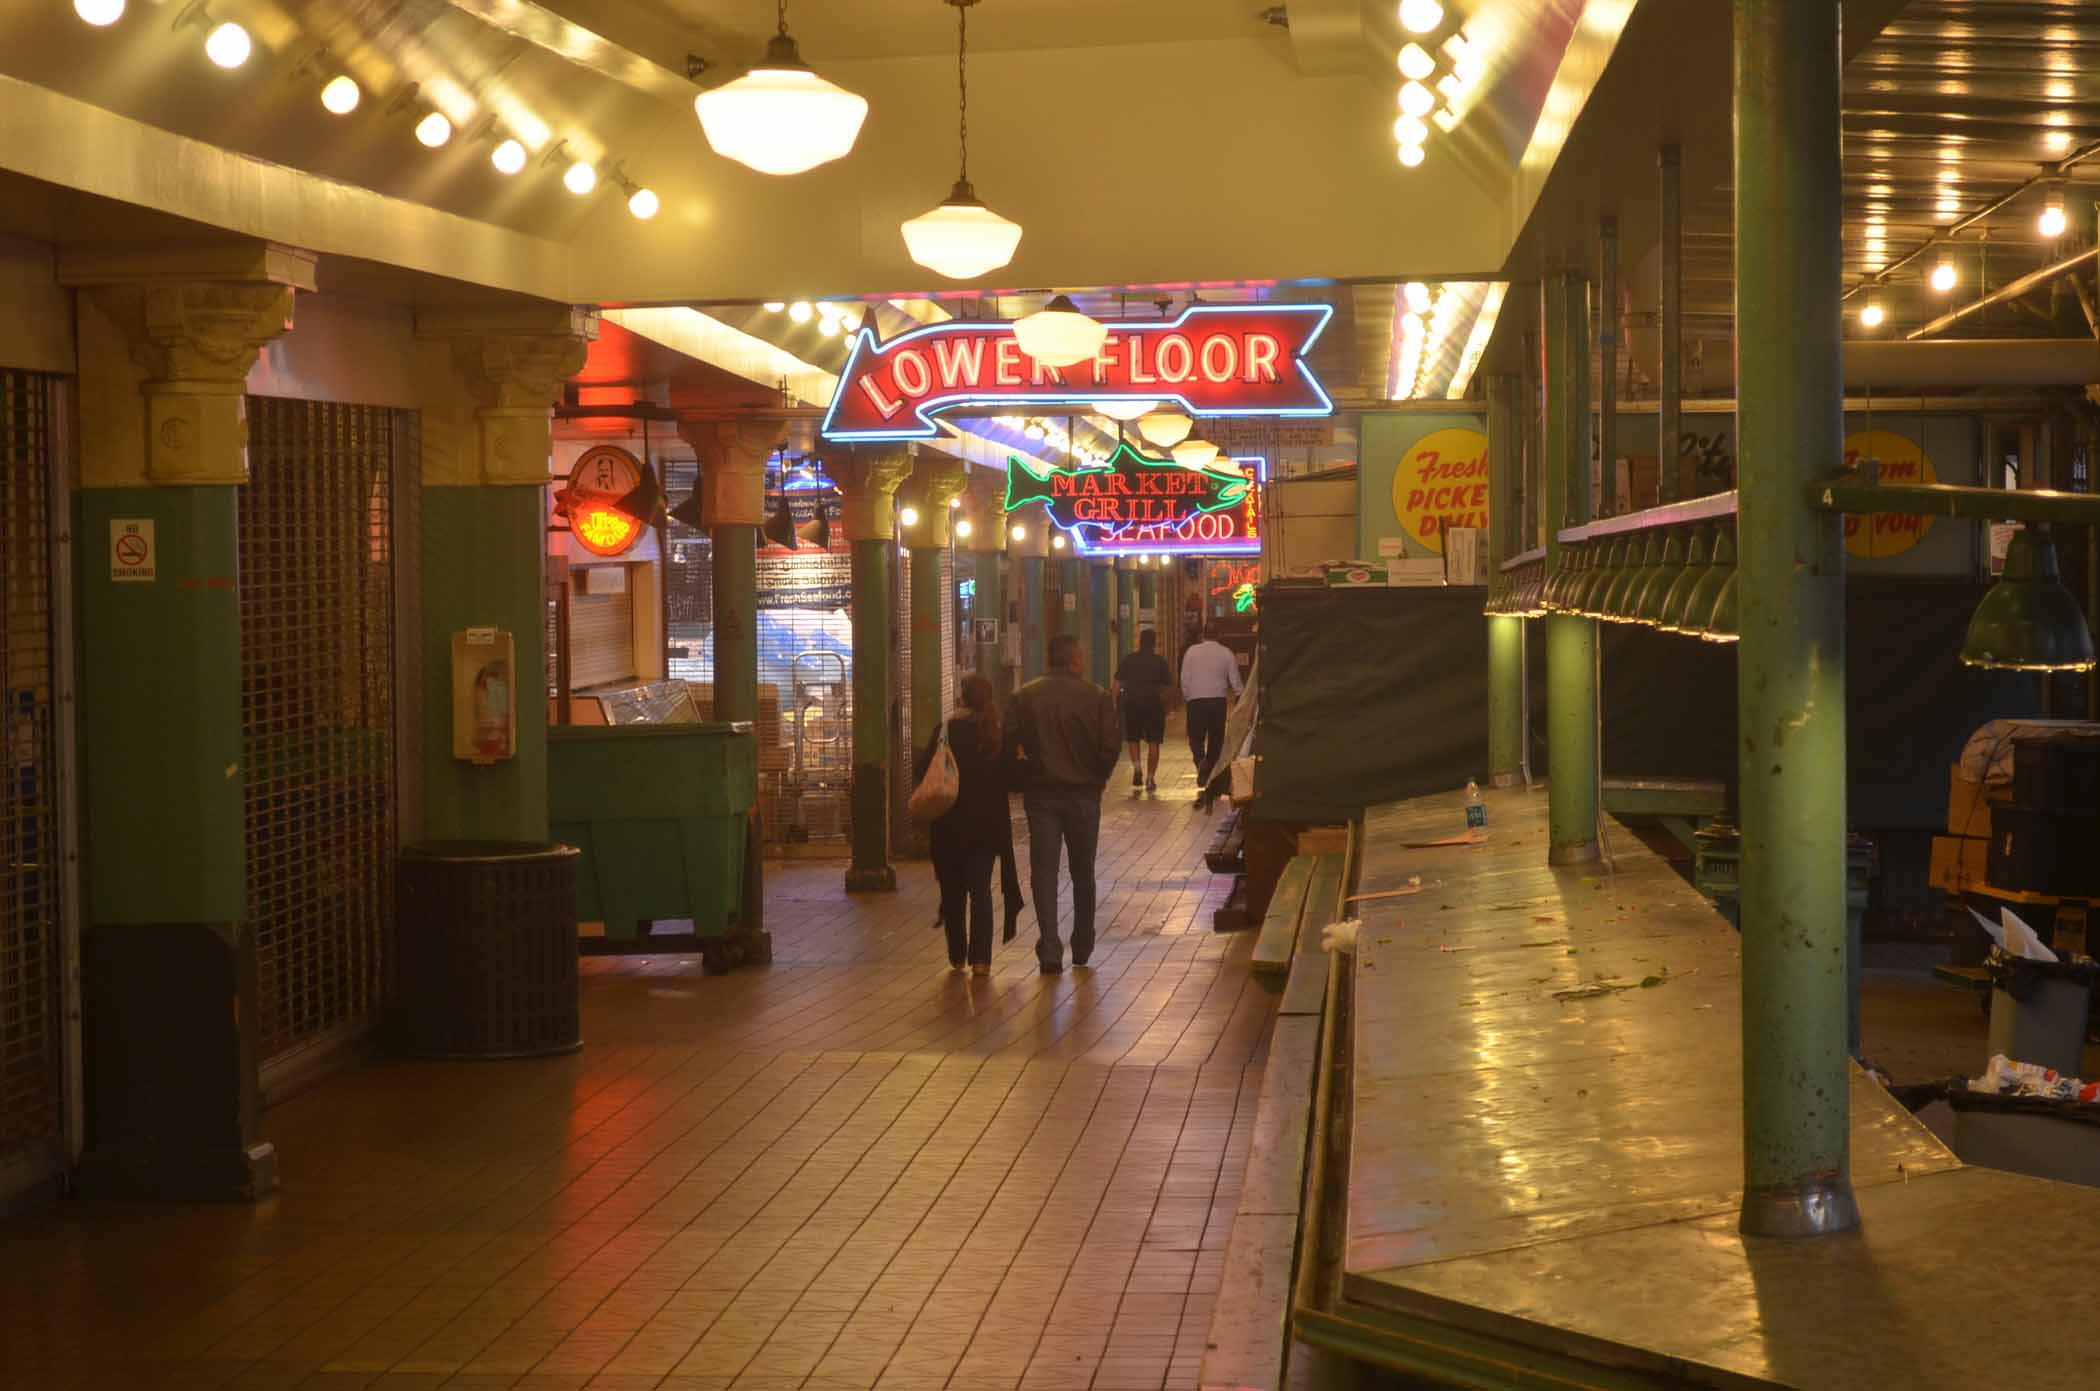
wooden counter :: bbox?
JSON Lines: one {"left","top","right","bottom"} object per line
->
{"left": 1297, "top": 782, "right": 2100, "bottom": 1389}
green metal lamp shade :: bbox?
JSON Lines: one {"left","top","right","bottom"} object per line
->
{"left": 1633, "top": 528, "right": 1687, "bottom": 626}
{"left": 1543, "top": 546, "right": 1575, "bottom": 611}
{"left": 1569, "top": 538, "right": 1609, "bottom": 615}
{"left": 1960, "top": 527, "right": 2097, "bottom": 672}
{"left": 1657, "top": 525, "right": 1714, "bottom": 633}
{"left": 1585, "top": 537, "right": 1628, "bottom": 616}
{"left": 1701, "top": 569, "right": 1740, "bottom": 644}
{"left": 1680, "top": 527, "right": 1735, "bottom": 638}
{"left": 1604, "top": 532, "right": 1656, "bottom": 622}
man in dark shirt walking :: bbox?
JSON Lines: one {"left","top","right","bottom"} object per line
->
{"left": 1011, "top": 633, "right": 1122, "bottom": 973}
{"left": 1112, "top": 629, "right": 1173, "bottom": 793}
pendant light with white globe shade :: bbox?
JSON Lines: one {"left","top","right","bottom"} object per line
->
{"left": 320, "top": 74, "right": 361, "bottom": 115}
{"left": 694, "top": 0, "right": 868, "bottom": 176}
{"left": 74, "top": 0, "right": 125, "bottom": 26}
{"left": 902, "top": 0, "right": 1023, "bottom": 280}
{"left": 1013, "top": 295, "right": 1105, "bottom": 367}
{"left": 1137, "top": 410, "right": 1193, "bottom": 448}
{"left": 1171, "top": 439, "right": 1219, "bottom": 470}
{"left": 1092, "top": 399, "right": 1158, "bottom": 422}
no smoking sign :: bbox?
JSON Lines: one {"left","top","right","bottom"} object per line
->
{"left": 110, "top": 519, "right": 156, "bottom": 583}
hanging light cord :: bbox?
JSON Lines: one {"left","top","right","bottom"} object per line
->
{"left": 956, "top": 1, "right": 970, "bottom": 181}
{"left": 777, "top": 0, "right": 788, "bottom": 37}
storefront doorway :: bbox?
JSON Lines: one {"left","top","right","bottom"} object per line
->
{"left": 0, "top": 369, "right": 69, "bottom": 1204}
{"left": 239, "top": 398, "right": 407, "bottom": 1075}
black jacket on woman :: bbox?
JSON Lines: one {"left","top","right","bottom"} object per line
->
{"left": 920, "top": 713, "right": 1017, "bottom": 858}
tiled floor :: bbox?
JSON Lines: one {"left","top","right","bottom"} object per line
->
{"left": 2, "top": 731, "right": 1271, "bottom": 1391}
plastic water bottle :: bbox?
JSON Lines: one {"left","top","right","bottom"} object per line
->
{"left": 1465, "top": 780, "right": 1486, "bottom": 829}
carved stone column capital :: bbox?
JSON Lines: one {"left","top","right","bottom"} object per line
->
{"left": 896, "top": 458, "right": 969, "bottom": 549}
{"left": 84, "top": 281, "right": 298, "bottom": 485}
{"left": 676, "top": 417, "right": 788, "bottom": 528}
{"left": 417, "top": 307, "right": 598, "bottom": 485}
{"left": 831, "top": 448, "right": 915, "bottom": 542}
{"left": 958, "top": 471, "right": 1009, "bottom": 554}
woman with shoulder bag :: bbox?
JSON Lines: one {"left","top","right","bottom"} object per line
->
{"left": 917, "top": 675, "right": 1015, "bottom": 974}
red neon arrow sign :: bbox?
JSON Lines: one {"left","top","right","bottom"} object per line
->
{"left": 820, "top": 303, "right": 1334, "bottom": 441}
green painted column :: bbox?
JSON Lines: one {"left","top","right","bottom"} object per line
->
{"left": 677, "top": 419, "right": 786, "bottom": 726}
{"left": 837, "top": 449, "right": 912, "bottom": 893}
{"left": 961, "top": 481, "right": 1010, "bottom": 696}
{"left": 899, "top": 461, "right": 968, "bottom": 800}
{"left": 1543, "top": 271, "right": 1600, "bottom": 864}
{"left": 1060, "top": 553, "right": 1083, "bottom": 640}
{"left": 1019, "top": 555, "right": 1048, "bottom": 681}
{"left": 1116, "top": 562, "right": 1137, "bottom": 661}
{"left": 1734, "top": 0, "right": 1857, "bottom": 1239}
{"left": 1486, "top": 372, "right": 1525, "bottom": 787}
{"left": 66, "top": 271, "right": 307, "bottom": 1201}
{"left": 1090, "top": 561, "right": 1114, "bottom": 685}
{"left": 421, "top": 485, "right": 553, "bottom": 842}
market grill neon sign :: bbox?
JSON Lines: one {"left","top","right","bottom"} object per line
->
{"left": 1004, "top": 443, "right": 1263, "bottom": 556}
{"left": 820, "top": 304, "right": 1334, "bottom": 441}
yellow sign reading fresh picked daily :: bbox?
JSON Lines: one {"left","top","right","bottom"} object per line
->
{"left": 1841, "top": 429, "right": 1937, "bottom": 558}
{"left": 1389, "top": 427, "right": 1489, "bottom": 555}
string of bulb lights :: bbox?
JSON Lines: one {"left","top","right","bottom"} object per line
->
{"left": 69, "top": 0, "right": 662, "bottom": 220}
{"left": 1392, "top": 1, "right": 1483, "bottom": 170}
{"left": 1847, "top": 142, "right": 2100, "bottom": 332}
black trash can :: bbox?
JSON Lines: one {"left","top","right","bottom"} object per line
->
{"left": 396, "top": 841, "right": 582, "bottom": 1059}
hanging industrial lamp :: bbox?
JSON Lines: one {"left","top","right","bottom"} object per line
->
{"left": 1137, "top": 410, "right": 1193, "bottom": 448}
{"left": 1573, "top": 537, "right": 1620, "bottom": 616}
{"left": 695, "top": 0, "right": 868, "bottom": 175}
{"left": 1603, "top": 532, "right": 1655, "bottom": 622}
{"left": 1702, "top": 571, "right": 1740, "bottom": 644}
{"left": 902, "top": 0, "right": 1022, "bottom": 280}
{"left": 1657, "top": 525, "right": 1716, "bottom": 633}
{"left": 1015, "top": 295, "right": 1106, "bottom": 367}
{"left": 1960, "top": 526, "right": 2097, "bottom": 672}
{"left": 1633, "top": 528, "right": 1687, "bottom": 626}
{"left": 1680, "top": 527, "right": 1735, "bottom": 638}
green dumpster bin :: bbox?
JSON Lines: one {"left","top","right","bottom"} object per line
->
{"left": 549, "top": 721, "right": 759, "bottom": 969}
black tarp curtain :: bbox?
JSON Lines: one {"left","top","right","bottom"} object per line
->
{"left": 1251, "top": 581, "right": 2044, "bottom": 827}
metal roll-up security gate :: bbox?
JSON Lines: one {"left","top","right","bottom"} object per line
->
{"left": 0, "top": 369, "right": 67, "bottom": 1198}
{"left": 240, "top": 397, "right": 403, "bottom": 1068}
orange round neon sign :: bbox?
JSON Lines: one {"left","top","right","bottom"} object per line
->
{"left": 572, "top": 501, "right": 642, "bottom": 556}
{"left": 566, "top": 445, "right": 648, "bottom": 558}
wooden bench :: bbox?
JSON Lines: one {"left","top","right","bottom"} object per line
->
{"left": 1206, "top": 806, "right": 1248, "bottom": 873}
{"left": 1201, "top": 828, "right": 1356, "bottom": 1391}
{"left": 1252, "top": 851, "right": 1345, "bottom": 992}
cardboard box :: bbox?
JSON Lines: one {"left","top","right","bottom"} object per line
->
{"left": 1947, "top": 767, "right": 2010, "bottom": 838}
{"left": 1386, "top": 558, "right": 1447, "bottom": 588}
{"left": 1929, "top": 834, "right": 1990, "bottom": 893}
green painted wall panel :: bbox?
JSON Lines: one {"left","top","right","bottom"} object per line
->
{"left": 79, "top": 487, "right": 244, "bottom": 925}
{"left": 421, "top": 485, "right": 549, "bottom": 843}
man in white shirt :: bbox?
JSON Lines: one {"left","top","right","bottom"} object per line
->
{"left": 1179, "top": 625, "right": 1243, "bottom": 786}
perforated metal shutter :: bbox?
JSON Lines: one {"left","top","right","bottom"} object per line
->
{"left": 241, "top": 397, "right": 400, "bottom": 1066}
{"left": 567, "top": 580, "right": 635, "bottom": 689}
{"left": 0, "top": 371, "right": 62, "bottom": 1178}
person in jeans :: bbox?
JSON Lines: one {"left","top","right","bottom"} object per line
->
{"left": 1010, "top": 633, "right": 1121, "bottom": 973}
{"left": 1180, "top": 624, "right": 1243, "bottom": 787}
{"left": 918, "top": 674, "right": 1015, "bottom": 976}
{"left": 1112, "top": 628, "right": 1173, "bottom": 793}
